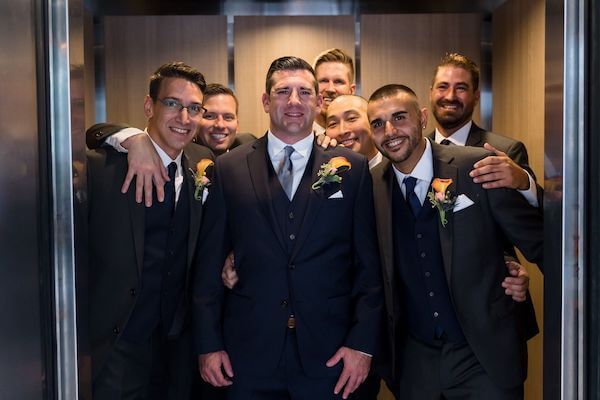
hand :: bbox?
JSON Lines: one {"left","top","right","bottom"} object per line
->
{"left": 326, "top": 346, "right": 371, "bottom": 399}
{"left": 121, "top": 133, "right": 168, "bottom": 207}
{"left": 502, "top": 260, "right": 530, "bottom": 302}
{"left": 198, "top": 351, "right": 234, "bottom": 387}
{"left": 470, "top": 143, "right": 530, "bottom": 190}
{"left": 221, "top": 253, "right": 239, "bottom": 289}
{"left": 316, "top": 133, "right": 338, "bottom": 149}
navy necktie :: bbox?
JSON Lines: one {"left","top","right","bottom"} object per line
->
{"left": 403, "top": 176, "right": 421, "bottom": 217}
{"left": 165, "top": 162, "right": 177, "bottom": 216}
{"left": 277, "top": 146, "right": 295, "bottom": 200}
{"left": 440, "top": 139, "right": 452, "bottom": 146}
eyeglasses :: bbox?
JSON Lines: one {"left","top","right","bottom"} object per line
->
{"left": 158, "top": 98, "right": 207, "bottom": 117}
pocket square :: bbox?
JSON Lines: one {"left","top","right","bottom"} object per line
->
{"left": 328, "top": 190, "right": 343, "bottom": 199}
{"left": 453, "top": 194, "right": 474, "bottom": 212}
{"left": 202, "top": 189, "right": 209, "bottom": 205}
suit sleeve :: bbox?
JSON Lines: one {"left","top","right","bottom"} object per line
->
{"left": 85, "top": 122, "right": 131, "bottom": 149}
{"left": 344, "top": 158, "right": 384, "bottom": 355}
{"left": 192, "top": 158, "right": 231, "bottom": 354}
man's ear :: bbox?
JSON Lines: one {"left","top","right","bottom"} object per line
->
{"left": 144, "top": 95, "right": 154, "bottom": 119}
{"left": 350, "top": 83, "right": 356, "bottom": 94}
{"left": 261, "top": 92, "right": 270, "bottom": 113}
{"left": 420, "top": 107, "right": 429, "bottom": 129}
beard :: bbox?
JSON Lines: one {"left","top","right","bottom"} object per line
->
{"left": 432, "top": 100, "right": 474, "bottom": 131}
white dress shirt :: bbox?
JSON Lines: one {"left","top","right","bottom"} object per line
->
{"left": 147, "top": 134, "right": 184, "bottom": 203}
{"left": 392, "top": 139, "right": 434, "bottom": 205}
{"left": 267, "top": 131, "right": 314, "bottom": 200}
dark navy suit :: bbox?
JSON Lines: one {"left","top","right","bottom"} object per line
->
{"left": 192, "top": 135, "right": 383, "bottom": 397}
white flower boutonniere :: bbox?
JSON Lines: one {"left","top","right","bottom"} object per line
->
{"left": 190, "top": 159, "right": 214, "bottom": 201}
{"left": 427, "top": 178, "right": 457, "bottom": 227}
{"left": 311, "top": 156, "right": 352, "bottom": 191}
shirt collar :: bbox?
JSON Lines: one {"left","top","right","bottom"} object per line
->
{"left": 368, "top": 151, "right": 383, "bottom": 170}
{"left": 392, "top": 138, "right": 433, "bottom": 184}
{"left": 434, "top": 120, "right": 472, "bottom": 146}
{"left": 146, "top": 128, "right": 183, "bottom": 173}
{"left": 267, "top": 130, "right": 314, "bottom": 160}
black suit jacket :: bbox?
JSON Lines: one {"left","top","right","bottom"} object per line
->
{"left": 192, "top": 135, "right": 383, "bottom": 379}
{"left": 85, "top": 142, "right": 213, "bottom": 379}
{"left": 371, "top": 141, "right": 543, "bottom": 389}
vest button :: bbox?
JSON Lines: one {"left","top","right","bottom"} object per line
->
{"left": 281, "top": 300, "right": 289, "bottom": 308}
{"left": 288, "top": 263, "right": 295, "bottom": 270}
{"left": 433, "top": 312, "right": 439, "bottom": 318}
{"left": 168, "top": 250, "right": 174, "bottom": 256}
{"left": 113, "top": 326, "right": 120, "bottom": 334}
{"left": 289, "top": 234, "right": 296, "bottom": 240}
{"left": 425, "top": 271, "right": 431, "bottom": 277}
{"left": 130, "top": 288, "right": 136, "bottom": 296}
{"left": 289, "top": 212, "right": 294, "bottom": 219}
{"left": 429, "top": 291, "right": 434, "bottom": 297}
{"left": 416, "top": 233, "right": 423, "bottom": 239}
{"left": 420, "top": 252, "right": 426, "bottom": 258}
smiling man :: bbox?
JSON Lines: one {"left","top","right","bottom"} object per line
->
{"left": 86, "top": 62, "right": 213, "bottom": 400}
{"left": 313, "top": 48, "right": 356, "bottom": 134}
{"left": 193, "top": 56, "right": 383, "bottom": 400}
{"left": 367, "top": 84, "right": 543, "bottom": 400}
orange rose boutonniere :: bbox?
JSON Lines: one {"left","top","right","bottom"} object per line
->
{"left": 427, "top": 178, "right": 457, "bottom": 227}
{"left": 311, "top": 156, "right": 351, "bottom": 191}
{"left": 190, "top": 159, "right": 214, "bottom": 201}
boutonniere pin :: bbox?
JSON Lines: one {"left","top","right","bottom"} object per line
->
{"left": 427, "top": 178, "right": 457, "bottom": 227}
{"left": 189, "top": 159, "right": 214, "bottom": 201}
{"left": 311, "top": 156, "right": 351, "bottom": 191}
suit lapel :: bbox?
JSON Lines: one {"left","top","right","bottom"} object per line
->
{"left": 127, "top": 175, "right": 145, "bottom": 276}
{"left": 289, "top": 144, "right": 325, "bottom": 261}
{"left": 183, "top": 154, "right": 203, "bottom": 268}
{"left": 247, "top": 136, "right": 288, "bottom": 253}
{"left": 373, "top": 159, "right": 395, "bottom": 294}
{"left": 465, "top": 122, "right": 484, "bottom": 147}
{"left": 431, "top": 143, "right": 458, "bottom": 287}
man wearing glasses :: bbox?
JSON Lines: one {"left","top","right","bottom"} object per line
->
{"left": 86, "top": 62, "right": 213, "bottom": 399}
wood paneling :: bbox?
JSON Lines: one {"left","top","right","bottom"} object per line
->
{"left": 104, "top": 16, "right": 228, "bottom": 128}
{"left": 361, "top": 14, "right": 481, "bottom": 133}
{"left": 233, "top": 16, "right": 355, "bottom": 137}
{"left": 493, "top": 1, "right": 545, "bottom": 398}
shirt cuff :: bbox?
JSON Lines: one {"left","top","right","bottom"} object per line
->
{"left": 104, "top": 127, "right": 145, "bottom": 153}
{"left": 517, "top": 171, "right": 539, "bottom": 208}
{"left": 356, "top": 350, "right": 373, "bottom": 358}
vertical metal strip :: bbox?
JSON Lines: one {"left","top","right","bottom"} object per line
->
{"left": 47, "top": 0, "right": 79, "bottom": 398}
{"left": 354, "top": 16, "right": 361, "bottom": 95}
{"left": 227, "top": 14, "right": 235, "bottom": 91}
{"left": 562, "top": 0, "right": 586, "bottom": 398}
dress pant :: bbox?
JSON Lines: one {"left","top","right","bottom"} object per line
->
{"left": 226, "top": 330, "right": 343, "bottom": 400}
{"left": 392, "top": 334, "right": 523, "bottom": 400}
{"left": 93, "top": 326, "right": 195, "bottom": 400}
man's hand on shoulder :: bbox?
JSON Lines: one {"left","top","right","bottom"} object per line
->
{"left": 198, "top": 351, "right": 234, "bottom": 387}
{"left": 121, "top": 133, "right": 168, "bottom": 207}
{"left": 316, "top": 133, "right": 338, "bottom": 149}
{"left": 470, "top": 143, "right": 530, "bottom": 190}
{"left": 326, "top": 346, "right": 371, "bottom": 399}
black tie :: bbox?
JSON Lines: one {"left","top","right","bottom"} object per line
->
{"left": 440, "top": 139, "right": 452, "bottom": 146}
{"left": 165, "top": 162, "right": 177, "bottom": 216}
{"left": 403, "top": 176, "right": 421, "bottom": 217}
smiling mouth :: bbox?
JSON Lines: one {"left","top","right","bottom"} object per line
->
{"left": 383, "top": 137, "right": 406, "bottom": 150}
{"left": 438, "top": 102, "right": 462, "bottom": 111}
{"left": 285, "top": 112, "right": 304, "bottom": 118}
{"left": 340, "top": 138, "right": 357, "bottom": 147}
{"left": 170, "top": 126, "right": 190, "bottom": 135}
{"left": 209, "top": 133, "right": 229, "bottom": 140}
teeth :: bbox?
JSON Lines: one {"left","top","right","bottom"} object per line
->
{"left": 171, "top": 127, "right": 188, "bottom": 134}
{"left": 210, "top": 133, "right": 227, "bottom": 139}
{"left": 341, "top": 139, "right": 356, "bottom": 147}
{"left": 286, "top": 113, "right": 302, "bottom": 117}
{"left": 385, "top": 138, "right": 405, "bottom": 147}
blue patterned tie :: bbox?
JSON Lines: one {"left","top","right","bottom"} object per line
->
{"left": 277, "top": 146, "right": 295, "bottom": 199}
{"left": 403, "top": 176, "right": 421, "bottom": 217}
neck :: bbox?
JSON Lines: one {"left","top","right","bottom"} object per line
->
{"left": 392, "top": 138, "right": 427, "bottom": 175}
{"left": 436, "top": 119, "right": 471, "bottom": 138}
{"left": 270, "top": 129, "right": 313, "bottom": 145}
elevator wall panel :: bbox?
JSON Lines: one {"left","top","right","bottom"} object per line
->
{"left": 234, "top": 16, "right": 355, "bottom": 137}
{"left": 493, "top": 1, "right": 545, "bottom": 398}
{"left": 104, "top": 16, "right": 228, "bottom": 129}
{"left": 360, "top": 14, "right": 481, "bottom": 133}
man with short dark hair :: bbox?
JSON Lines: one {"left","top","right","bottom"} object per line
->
{"left": 86, "top": 62, "right": 212, "bottom": 399}
{"left": 367, "top": 84, "right": 543, "bottom": 399}
{"left": 193, "top": 56, "right": 383, "bottom": 400}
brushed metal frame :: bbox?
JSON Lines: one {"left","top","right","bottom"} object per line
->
{"left": 562, "top": 0, "right": 586, "bottom": 398}
{"left": 48, "top": 0, "right": 79, "bottom": 398}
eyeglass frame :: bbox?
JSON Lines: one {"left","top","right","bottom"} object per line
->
{"left": 157, "top": 97, "right": 207, "bottom": 117}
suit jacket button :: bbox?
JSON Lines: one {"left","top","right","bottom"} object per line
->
{"left": 288, "top": 263, "right": 295, "bottom": 270}
{"left": 416, "top": 233, "right": 423, "bottom": 239}
{"left": 95, "top": 131, "right": 103, "bottom": 137}
{"left": 281, "top": 300, "right": 289, "bottom": 308}
{"left": 289, "top": 234, "right": 295, "bottom": 240}
{"left": 130, "top": 288, "right": 136, "bottom": 296}
{"left": 420, "top": 252, "right": 426, "bottom": 258}
{"left": 113, "top": 326, "right": 120, "bottom": 334}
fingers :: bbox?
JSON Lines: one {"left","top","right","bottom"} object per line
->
{"left": 334, "top": 369, "right": 351, "bottom": 398}
{"left": 482, "top": 142, "right": 507, "bottom": 157}
{"left": 221, "top": 253, "right": 239, "bottom": 289}
{"left": 316, "top": 133, "right": 325, "bottom": 147}
{"left": 122, "top": 169, "right": 135, "bottom": 196}
{"left": 326, "top": 348, "right": 344, "bottom": 367}
{"left": 502, "top": 261, "right": 529, "bottom": 302}
{"left": 328, "top": 347, "right": 370, "bottom": 398}
{"left": 199, "top": 352, "right": 234, "bottom": 387}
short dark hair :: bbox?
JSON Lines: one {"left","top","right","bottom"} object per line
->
{"left": 313, "top": 48, "right": 355, "bottom": 83}
{"left": 204, "top": 83, "right": 239, "bottom": 113}
{"left": 432, "top": 53, "right": 480, "bottom": 91}
{"left": 265, "top": 56, "right": 318, "bottom": 94}
{"left": 148, "top": 62, "right": 206, "bottom": 101}
{"left": 369, "top": 84, "right": 421, "bottom": 115}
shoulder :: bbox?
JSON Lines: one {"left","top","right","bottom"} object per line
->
{"left": 474, "top": 126, "right": 525, "bottom": 152}
{"left": 184, "top": 142, "right": 214, "bottom": 164}
{"left": 233, "top": 132, "right": 258, "bottom": 147}
{"left": 434, "top": 140, "right": 491, "bottom": 168}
